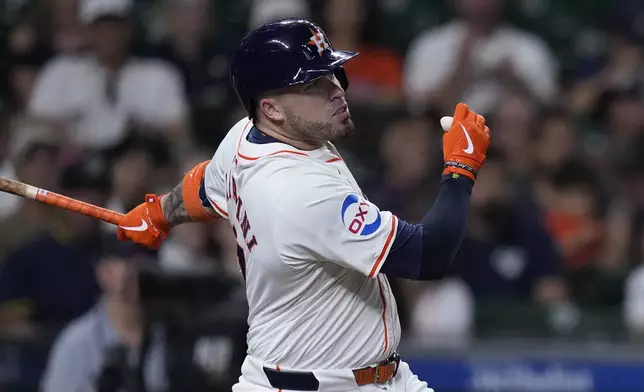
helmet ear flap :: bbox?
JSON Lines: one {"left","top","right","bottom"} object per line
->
{"left": 248, "top": 97, "right": 257, "bottom": 120}
{"left": 334, "top": 67, "right": 350, "bottom": 91}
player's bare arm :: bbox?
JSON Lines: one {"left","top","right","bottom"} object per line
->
{"left": 116, "top": 159, "right": 222, "bottom": 249}
{"left": 160, "top": 182, "right": 192, "bottom": 227}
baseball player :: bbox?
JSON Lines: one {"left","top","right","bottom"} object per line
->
{"left": 117, "top": 19, "right": 490, "bottom": 392}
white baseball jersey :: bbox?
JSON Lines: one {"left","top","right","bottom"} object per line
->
{"left": 203, "top": 117, "right": 401, "bottom": 369}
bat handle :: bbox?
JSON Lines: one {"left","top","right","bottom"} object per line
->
{"left": 35, "top": 189, "right": 125, "bottom": 225}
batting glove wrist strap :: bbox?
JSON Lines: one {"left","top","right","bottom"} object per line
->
{"left": 443, "top": 161, "right": 478, "bottom": 179}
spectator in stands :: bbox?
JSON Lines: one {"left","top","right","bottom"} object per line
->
{"left": 1, "top": 0, "right": 82, "bottom": 111}
{"left": 0, "top": 120, "right": 62, "bottom": 258}
{"left": 625, "top": 234, "right": 644, "bottom": 340}
{"left": 531, "top": 111, "right": 628, "bottom": 307}
{"left": 101, "top": 135, "right": 172, "bottom": 234}
{"left": 0, "top": 113, "right": 20, "bottom": 220}
{"left": 149, "top": 0, "right": 239, "bottom": 148}
{"left": 531, "top": 108, "right": 582, "bottom": 217}
{"left": 404, "top": 0, "right": 558, "bottom": 115}
{"left": 28, "top": 0, "right": 190, "bottom": 156}
{"left": 491, "top": 88, "right": 539, "bottom": 182}
{"left": 532, "top": 108, "right": 580, "bottom": 178}
{"left": 366, "top": 115, "right": 442, "bottom": 222}
{"left": 321, "top": 0, "right": 404, "bottom": 107}
{"left": 6, "top": 47, "right": 51, "bottom": 122}
{"left": 595, "top": 81, "right": 644, "bottom": 184}
{"left": 248, "top": 0, "right": 310, "bottom": 30}
{"left": 2, "top": 0, "right": 79, "bottom": 97}
{"left": 540, "top": 160, "right": 626, "bottom": 307}
{"left": 8, "top": 0, "right": 85, "bottom": 57}
{"left": 41, "top": 241, "right": 167, "bottom": 392}
{"left": 0, "top": 158, "right": 106, "bottom": 335}
{"left": 542, "top": 160, "right": 605, "bottom": 274}
{"left": 581, "top": 84, "right": 644, "bottom": 267}
{"left": 610, "top": 135, "right": 644, "bottom": 263}
{"left": 567, "top": 0, "right": 644, "bottom": 117}
{"left": 449, "top": 148, "right": 568, "bottom": 305}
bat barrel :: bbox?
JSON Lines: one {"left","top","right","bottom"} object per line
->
{"left": 0, "top": 176, "right": 124, "bottom": 226}
{"left": 35, "top": 189, "right": 124, "bottom": 225}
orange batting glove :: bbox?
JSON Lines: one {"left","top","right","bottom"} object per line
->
{"left": 116, "top": 194, "right": 170, "bottom": 250}
{"left": 441, "top": 103, "right": 491, "bottom": 181}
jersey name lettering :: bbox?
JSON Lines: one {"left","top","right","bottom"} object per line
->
{"left": 226, "top": 173, "right": 257, "bottom": 278}
{"left": 227, "top": 174, "right": 257, "bottom": 251}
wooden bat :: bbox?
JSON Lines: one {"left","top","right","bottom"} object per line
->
{"left": 0, "top": 176, "right": 124, "bottom": 226}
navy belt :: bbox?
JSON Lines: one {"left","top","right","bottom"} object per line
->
{"left": 263, "top": 353, "right": 400, "bottom": 391}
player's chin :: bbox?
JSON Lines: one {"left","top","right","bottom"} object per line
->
{"left": 330, "top": 119, "right": 355, "bottom": 139}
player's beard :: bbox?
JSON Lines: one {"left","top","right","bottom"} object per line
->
{"left": 285, "top": 108, "right": 355, "bottom": 146}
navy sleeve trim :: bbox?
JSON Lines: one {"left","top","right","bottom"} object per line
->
{"left": 381, "top": 174, "right": 473, "bottom": 280}
{"left": 198, "top": 178, "right": 211, "bottom": 209}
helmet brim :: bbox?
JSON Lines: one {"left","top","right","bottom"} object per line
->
{"left": 288, "top": 50, "right": 358, "bottom": 86}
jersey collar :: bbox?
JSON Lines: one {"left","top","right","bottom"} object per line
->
{"left": 236, "top": 120, "right": 343, "bottom": 164}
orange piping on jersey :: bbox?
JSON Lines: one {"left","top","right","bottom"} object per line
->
{"left": 236, "top": 120, "right": 254, "bottom": 151}
{"left": 182, "top": 160, "right": 220, "bottom": 222}
{"left": 368, "top": 216, "right": 398, "bottom": 278}
{"left": 208, "top": 196, "right": 229, "bottom": 218}
{"left": 377, "top": 276, "right": 389, "bottom": 354}
{"left": 238, "top": 149, "right": 308, "bottom": 161}
{"left": 276, "top": 364, "right": 282, "bottom": 392}
{"left": 236, "top": 119, "right": 306, "bottom": 161}
{"left": 236, "top": 119, "right": 341, "bottom": 163}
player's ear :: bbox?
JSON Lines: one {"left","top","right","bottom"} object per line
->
{"left": 258, "top": 97, "right": 285, "bottom": 123}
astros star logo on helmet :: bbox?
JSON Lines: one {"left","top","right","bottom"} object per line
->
{"left": 308, "top": 29, "right": 330, "bottom": 56}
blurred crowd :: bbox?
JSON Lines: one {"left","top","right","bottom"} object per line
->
{"left": 1, "top": 0, "right": 644, "bottom": 388}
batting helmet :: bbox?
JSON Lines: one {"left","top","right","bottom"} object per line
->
{"left": 230, "top": 18, "right": 358, "bottom": 119}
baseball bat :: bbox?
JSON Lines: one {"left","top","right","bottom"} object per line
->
{"left": 0, "top": 176, "right": 124, "bottom": 226}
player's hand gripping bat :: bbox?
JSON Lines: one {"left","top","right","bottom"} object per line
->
{"left": 0, "top": 176, "right": 124, "bottom": 225}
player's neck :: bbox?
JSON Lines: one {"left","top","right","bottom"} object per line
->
{"left": 255, "top": 123, "right": 324, "bottom": 151}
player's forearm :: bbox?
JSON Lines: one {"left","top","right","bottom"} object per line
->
{"left": 417, "top": 174, "right": 473, "bottom": 278}
{"left": 160, "top": 182, "right": 195, "bottom": 227}
{"left": 381, "top": 174, "right": 473, "bottom": 280}
{"left": 160, "top": 159, "right": 221, "bottom": 227}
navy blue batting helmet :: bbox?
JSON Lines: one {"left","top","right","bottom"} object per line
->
{"left": 230, "top": 18, "right": 358, "bottom": 119}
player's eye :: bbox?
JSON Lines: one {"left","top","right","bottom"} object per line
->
{"left": 302, "top": 79, "right": 321, "bottom": 92}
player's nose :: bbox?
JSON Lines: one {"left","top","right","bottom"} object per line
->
{"left": 329, "top": 81, "right": 345, "bottom": 101}
{"left": 325, "top": 73, "right": 345, "bottom": 100}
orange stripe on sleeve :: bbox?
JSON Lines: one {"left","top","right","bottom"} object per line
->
{"left": 238, "top": 149, "right": 308, "bottom": 161}
{"left": 276, "top": 364, "right": 282, "bottom": 392}
{"left": 368, "top": 216, "right": 398, "bottom": 278}
{"left": 182, "top": 160, "right": 219, "bottom": 222}
{"left": 208, "top": 196, "right": 229, "bottom": 218}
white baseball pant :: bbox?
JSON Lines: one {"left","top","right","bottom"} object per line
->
{"left": 232, "top": 355, "right": 435, "bottom": 392}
